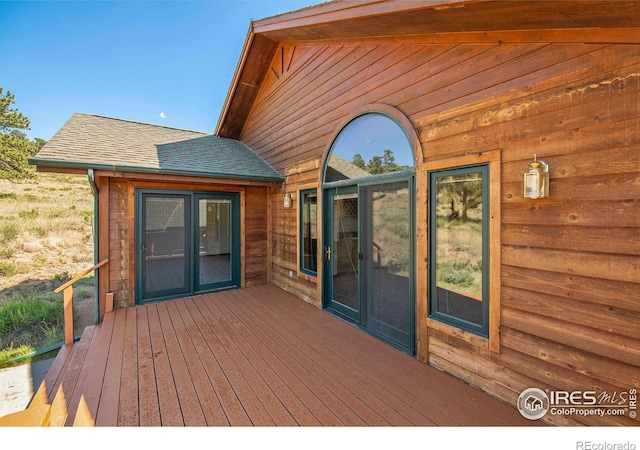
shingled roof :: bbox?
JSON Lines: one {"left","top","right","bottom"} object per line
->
{"left": 30, "top": 113, "right": 284, "bottom": 182}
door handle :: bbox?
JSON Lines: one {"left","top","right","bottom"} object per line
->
{"left": 325, "top": 246, "right": 332, "bottom": 261}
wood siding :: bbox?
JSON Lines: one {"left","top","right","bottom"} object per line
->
{"left": 270, "top": 157, "right": 320, "bottom": 306}
{"left": 241, "top": 39, "right": 640, "bottom": 425}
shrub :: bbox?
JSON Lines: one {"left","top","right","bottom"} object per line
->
{"left": 0, "top": 262, "right": 17, "bottom": 277}
{"left": 438, "top": 260, "right": 475, "bottom": 288}
{"left": 18, "top": 208, "right": 39, "bottom": 219}
{"left": 0, "top": 223, "right": 18, "bottom": 242}
{"left": 0, "top": 345, "right": 35, "bottom": 368}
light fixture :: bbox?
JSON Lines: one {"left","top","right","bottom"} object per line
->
{"left": 522, "top": 154, "right": 549, "bottom": 199}
{"left": 283, "top": 193, "right": 292, "bottom": 208}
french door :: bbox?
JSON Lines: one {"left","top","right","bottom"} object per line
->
{"left": 137, "top": 190, "right": 240, "bottom": 303}
{"left": 324, "top": 178, "right": 415, "bottom": 353}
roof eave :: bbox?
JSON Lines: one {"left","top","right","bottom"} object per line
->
{"left": 215, "top": 0, "right": 640, "bottom": 138}
{"left": 215, "top": 26, "right": 279, "bottom": 139}
{"left": 29, "top": 158, "right": 285, "bottom": 184}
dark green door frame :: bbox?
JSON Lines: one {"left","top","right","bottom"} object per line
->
{"left": 323, "top": 185, "right": 360, "bottom": 322}
{"left": 135, "top": 189, "right": 240, "bottom": 304}
{"left": 322, "top": 173, "right": 416, "bottom": 354}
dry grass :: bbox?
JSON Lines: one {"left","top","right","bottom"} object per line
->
{"left": 0, "top": 173, "right": 94, "bottom": 303}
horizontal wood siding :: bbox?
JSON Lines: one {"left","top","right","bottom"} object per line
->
{"left": 270, "top": 158, "right": 320, "bottom": 306}
{"left": 108, "top": 179, "right": 132, "bottom": 308}
{"left": 244, "top": 186, "right": 269, "bottom": 287}
{"left": 243, "top": 38, "right": 640, "bottom": 425}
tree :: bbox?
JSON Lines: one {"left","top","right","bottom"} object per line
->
{"left": 439, "top": 173, "right": 483, "bottom": 222}
{"left": 352, "top": 153, "right": 366, "bottom": 170}
{"left": 0, "top": 88, "right": 44, "bottom": 181}
{"left": 351, "top": 149, "right": 409, "bottom": 175}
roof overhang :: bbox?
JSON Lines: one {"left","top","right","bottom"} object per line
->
{"left": 215, "top": 0, "right": 640, "bottom": 139}
{"left": 31, "top": 113, "right": 285, "bottom": 183}
{"left": 29, "top": 159, "right": 285, "bottom": 184}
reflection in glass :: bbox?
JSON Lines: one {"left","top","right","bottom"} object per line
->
{"left": 324, "top": 113, "right": 413, "bottom": 182}
{"left": 361, "top": 181, "right": 411, "bottom": 349}
{"left": 332, "top": 193, "right": 359, "bottom": 311}
{"left": 432, "top": 169, "right": 486, "bottom": 331}
{"left": 198, "top": 199, "right": 232, "bottom": 286}
{"left": 301, "top": 190, "right": 318, "bottom": 274}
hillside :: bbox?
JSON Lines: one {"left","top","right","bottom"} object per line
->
{"left": 0, "top": 173, "right": 94, "bottom": 303}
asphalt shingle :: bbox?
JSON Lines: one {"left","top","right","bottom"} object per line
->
{"left": 30, "top": 113, "right": 283, "bottom": 182}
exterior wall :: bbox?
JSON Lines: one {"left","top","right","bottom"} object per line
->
{"left": 271, "top": 157, "right": 321, "bottom": 306}
{"left": 242, "top": 39, "right": 640, "bottom": 425}
{"left": 100, "top": 175, "right": 271, "bottom": 309}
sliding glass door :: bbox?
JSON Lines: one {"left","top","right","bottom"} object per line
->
{"left": 138, "top": 191, "right": 239, "bottom": 303}
{"left": 140, "top": 193, "right": 191, "bottom": 300}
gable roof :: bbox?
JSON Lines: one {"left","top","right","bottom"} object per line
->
{"left": 30, "top": 113, "right": 284, "bottom": 182}
{"left": 216, "top": 0, "right": 640, "bottom": 139}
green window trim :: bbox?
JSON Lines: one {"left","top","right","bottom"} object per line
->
{"left": 299, "top": 188, "right": 318, "bottom": 277}
{"left": 428, "top": 164, "right": 489, "bottom": 337}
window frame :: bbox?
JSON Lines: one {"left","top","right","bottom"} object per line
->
{"left": 419, "top": 149, "right": 501, "bottom": 354}
{"left": 299, "top": 188, "right": 318, "bottom": 277}
{"left": 428, "top": 164, "right": 490, "bottom": 337}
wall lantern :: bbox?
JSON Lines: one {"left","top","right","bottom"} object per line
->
{"left": 522, "top": 154, "right": 549, "bottom": 199}
{"left": 283, "top": 193, "right": 293, "bottom": 208}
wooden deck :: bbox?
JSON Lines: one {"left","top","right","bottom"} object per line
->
{"left": 40, "top": 285, "right": 539, "bottom": 426}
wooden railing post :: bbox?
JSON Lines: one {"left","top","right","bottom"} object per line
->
{"left": 54, "top": 259, "right": 109, "bottom": 345}
{"left": 62, "top": 286, "right": 74, "bottom": 345}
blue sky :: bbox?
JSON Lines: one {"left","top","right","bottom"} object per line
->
{"left": 0, "top": 0, "right": 321, "bottom": 141}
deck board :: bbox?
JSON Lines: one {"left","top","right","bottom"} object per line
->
{"left": 96, "top": 307, "right": 126, "bottom": 426}
{"left": 217, "top": 291, "right": 343, "bottom": 425}
{"left": 42, "top": 285, "right": 542, "bottom": 427}
{"left": 118, "top": 307, "right": 139, "bottom": 426}
{"left": 147, "top": 303, "right": 183, "bottom": 426}
{"left": 135, "top": 304, "right": 161, "bottom": 426}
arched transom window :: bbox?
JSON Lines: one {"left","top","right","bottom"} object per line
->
{"left": 323, "top": 112, "right": 415, "bottom": 183}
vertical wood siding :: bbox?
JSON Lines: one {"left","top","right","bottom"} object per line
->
{"left": 243, "top": 39, "right": 640, "bottom": 425}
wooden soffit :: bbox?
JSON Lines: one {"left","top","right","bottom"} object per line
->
{"left": 216, "top": 0, "right": 640, "bottom": 139}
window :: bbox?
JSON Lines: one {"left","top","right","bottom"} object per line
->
{"left": 323, "top": 112, "right": 414, "bottom": 183}
{"left": 300, "top": 189, "right": 318, "bottom": 276}
{"left": 428, "top": 164, "right": 489, "bottom": 337}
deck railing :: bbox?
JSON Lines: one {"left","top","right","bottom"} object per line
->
{"left": 54, "top": 259, "right": 109, "bottom": 345}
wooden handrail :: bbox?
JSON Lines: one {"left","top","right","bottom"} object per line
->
{"left": 54, "top": 259, "right": 109, "bottom": 294}
{"left": 54, "top": 259, "right": 109, "bottom": 345}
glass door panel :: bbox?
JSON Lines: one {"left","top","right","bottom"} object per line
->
{"left": 140, "top": 193, "right": 191, "bottom": 301}
{"left": 361, "top": 181, "right": 412, "bottom": 351}
{"left": 197, "top": 197, "right": 233, "bottom": 290}
{"left": 325, "top": 188, "right": 359, "bottom": 321}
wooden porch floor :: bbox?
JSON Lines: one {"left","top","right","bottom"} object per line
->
{"left": 42, "top": 284, "right": 537, "bottom": 426}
